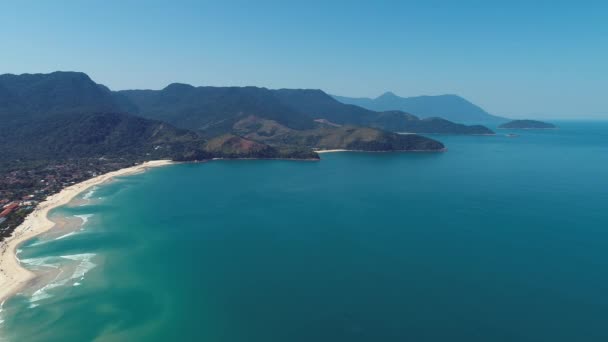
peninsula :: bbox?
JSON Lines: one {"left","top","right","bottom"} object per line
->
{"left": 0, "top": 71, "right": 452, "bottom": 246}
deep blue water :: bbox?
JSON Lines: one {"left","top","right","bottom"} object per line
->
{"left": 2, "top": 121, "right": 608, "bottom": 341}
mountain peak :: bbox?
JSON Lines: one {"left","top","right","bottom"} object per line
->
{"left": 377, "top": 91, "right": 399, "bottom": 99}
{"left": 48, "top": 70, "right": 91, "bottom": 78}
{"left": 163, "top": 83, "right": 195, "bottom": 91}
{"left": 0, "top": 71, "right": 94, "bottom": 84}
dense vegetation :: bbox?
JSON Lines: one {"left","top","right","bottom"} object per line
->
{"left": 118, "top": 84, "right": 315, "bottom": 136}
{"left": 233, "top": 116, "right": 445, "bottom": 151}
{"left": 202, "top": 134, "right": 319, "bottom": 160}
{"left": 120, "top": 85, "right": 494, "bottom": 135}
{"left": 0, "top": 72, "right": 120, "bottom": 118}
{"left": 0, "top": 71, "right": 451, "bottom": 167}
{"left": 0, "top": 112, "right": 203, "bottom": 161}
{"left": 0, "top": 72, "right": 321, "bottom": 164}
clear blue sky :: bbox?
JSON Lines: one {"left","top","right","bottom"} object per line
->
{"left": 1, "top": 1, "right": 606, "bottom": 118}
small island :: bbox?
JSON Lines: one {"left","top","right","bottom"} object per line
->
{"left": 499, "top": 120, "right": 556, "bottom": 129}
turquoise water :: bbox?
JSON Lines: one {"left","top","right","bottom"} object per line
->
{"left": 2, "top": 121, "right": 608, "bottom": 341}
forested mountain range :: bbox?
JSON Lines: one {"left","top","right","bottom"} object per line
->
{"left": 119, "top": 85, "right": 493, "bottom": 135}
{"left": 1, "top": 72, "right": 457, "bottom": 167}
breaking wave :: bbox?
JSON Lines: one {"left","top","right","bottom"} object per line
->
{"left": 19, "top": 256, "right": 61, "bottom": 270}
{"left": 61, "top": 253, "right": 97, "bottom": 280}
{"left": 23, "top": 253, "right": 97, "bottom": 308}
{"left": 82, "top": 187, "right": 98, "bottom": 200}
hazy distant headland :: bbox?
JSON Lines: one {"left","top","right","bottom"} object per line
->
{"left": 333, "top": 92, "right": 507, "bottom": 124}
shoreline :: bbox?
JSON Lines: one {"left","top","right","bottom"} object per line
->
{"left": 316, "top": 148, "right": 447, "bottom": 153}
{"left": 396, "top": 132, "right": 497, "bottom": 136}
{"left": 497, "top": 127, "right": 558, "bottom": 130}
{"left": 210, "top": 157, "right": 320, "bottom": 161}
{"left": 0, "top": 160, "right": 173, "bottom": 302}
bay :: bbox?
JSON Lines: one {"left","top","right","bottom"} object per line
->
{"left": 2, "top": 121, "right": 608, "bottom": 341}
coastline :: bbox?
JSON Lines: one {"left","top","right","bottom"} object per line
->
{"left": 497, "top": 127, "right": 558, "bottom": 130}
{"left": 397, "top": 132, "right": 497, "bottom": 136}
{"left": 316, "top": 148, "right": 447, "bottom": 153}
{"left": 210, "top": 157, "right": 320, "bottom": 161}
{"left": 315, "top": 149, "right": 350, "bottom": 153}
{"left": 0, "top": 160, "right": 173, "bottom": 303}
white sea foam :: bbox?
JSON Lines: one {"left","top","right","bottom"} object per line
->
{"left": 19, "top": 256, "right": 60, "bottom": 269}
{"left": 28, "top": 230, "right": 78, "bottom": 247}
{"left": 26, "top": 254, "right": 96, "bottom": 308}
{"left": 26, "top": 240, "right": 44, "bottom": 247}
{"left": 82, "top": 186, "right": 98, "bottom": 200}
{"left": 74, "top": 214, "right": 94, "bottom": 226}
{"left": 61, "top": 253, "right": 97, "bottom": 280}
{"left": 27, "top": 237, "right": 53, "bottom": 247}
{"left": 26, "top": 214, "right": 92, "bottom": 247}
{"left": 0, "top": 300, "right": 5, "bottom": 325}
{"left": 54, "top": 231, "right": 77, "bottom": 241}
{"left": 18, "top": 256, "right": 66, "bottom": 306}
{"left": 30, "top": 284, "right": 58, "bottom": 304}
{"left": 29, "top": 271, "right": 68, "bottom": 306}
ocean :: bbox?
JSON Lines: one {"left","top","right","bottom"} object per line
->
{"left": 1, "top": 121, "right": 608, "bottom": 341}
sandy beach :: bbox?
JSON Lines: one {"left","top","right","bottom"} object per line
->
{"left": 0, "top": 160, "right": 173, "bottom": 302}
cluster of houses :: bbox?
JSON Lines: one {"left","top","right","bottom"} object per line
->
{"left": 0, "top": 202, "right": 18, "bottom": 225}
{"left": 1, "top": 159, "right": 131, "bottom": 237}
{"left": 0, "top": 196, "right": 37, "bottom": 225}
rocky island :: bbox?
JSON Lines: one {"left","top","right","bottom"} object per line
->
{"left": 498, "top": 119, "right": 557, "bottom": 129}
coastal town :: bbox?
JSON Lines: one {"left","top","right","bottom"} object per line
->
{"left": 0, "top": 158, "right": 143, "bottom": 240}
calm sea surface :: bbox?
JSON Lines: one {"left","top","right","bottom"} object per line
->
{"left": 2, "top": 121, "right": 608, "bottom": 341}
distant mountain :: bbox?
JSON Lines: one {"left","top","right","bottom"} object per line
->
{"left": 333, "top": 92, "right": 507, "bottom": 124}
{"left": 498, "top": 120, "right": 556, "bottom": 129}
{"left": 273, "top": 89, "right": 494, "bottom": 134}
{"left": 119, "top": 85, "right": 492, "bottom": 135}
